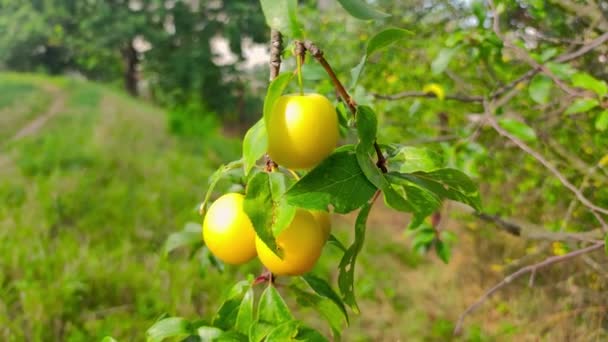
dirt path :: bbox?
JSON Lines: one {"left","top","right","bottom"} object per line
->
{"left": 9, "top": 85, "right": 65, "bottom": 142}
{"left": 0, "top": 84, "right": 65, "bottom": 169}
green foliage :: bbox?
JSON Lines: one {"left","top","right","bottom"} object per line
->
{"left": 285, "top": 150, "right": 377, "bottom": 214}
{"left": 243, "top": 172, "right": 296, "bottom": 255}
{"left": 336, "top": 0, "right": 390, "bottom": 20}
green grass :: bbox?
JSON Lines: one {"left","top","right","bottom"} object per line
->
{"left": 0, "top": 74, "right": 242, "bottom": 341}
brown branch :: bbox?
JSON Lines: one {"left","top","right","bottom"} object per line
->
{"left": 485, "top": 115, "right": 608, "bottom": 216}
{"left": 269, "top": 29, "right": 283, "bottom": 81}
{"left": 301, "top": 40, "right": 388, "bottom": 173}
{"left": 372, "top": 91, "right": 483, "bottom": 103}
{"left": 451, "top": 202, "right": 604, "bottom": 242}
{"left": 265, "top": 29, "right": 283, "bottom": 168}
{"left": 454, "top": 242, "right": 605, "bottom": 335}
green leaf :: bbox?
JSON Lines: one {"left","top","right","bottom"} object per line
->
{"left": 302, "top": 274, "right": 349, "bottom": 323}
{"left": 431, "top": 47, "right": 458, "bottom": 75}
{"left": 386, "top": 146, "right": 444, "bottom": 173}
{"left": 327, "top": 234, "right": 347, "bottom": 252}
{"left": 286, "top": 151, "right": 377, "bottom": 214}
{"left": 196, "top": 326, "right": 223, "bottom": 341}
{"left": 291, "top": 287, "right": 346, "bottom": 339}
{"left": 350, "top": 55, "right": 367, "bottom": 90}
{"left": 595, "top": 110, "right": 608, "bottom": 131}
{"left": 258, "top": 286, "right": 294, "bottom": 324}
{"left": 249, "top": 322, "right": 275, "bottom": 342}
{"left": 234, "top": 287, "right": 254, "bottom": 335}
{"left": 244, "top": 172, "right": 296, "bottom": 255}
{"left": 564, "top": 98, "right": 599, "bottom": 115}
{"left": 213, "top": 281, "right": 251, "bottom": 330}
{"left": 497, "top": 118, "right": 537, "bottom": 142}
{"left": 388, "top": 169, "right": 482, "bottom": 211}
{"left": 200, "top": 160, "right": 244, "bottom": 217}
{"left": 146, "top": 317, "right": 192, "bottom": 342}
{"left": 412, "top": 227, "right": 436, "bottom": 251}
{"left": 366, "top": 28, "right": 412, "bottom": 55}
{"left": 528, "top": 75, "right": 552, "bottom": 104}
{"left": 338, "top": 202, "right": 372, "bottom": 313}
{"left": 259, "top": 0, "right": 302, "bottom": 37}
{"left": 398, "top": 183, "right": 442, "bottom": 229}
{"left": 336, "top": 0, "right": 390, "bottom": 20}
{"left": 295, "top": 326, "right": 330, "bottom": 341}
{"left": 243, "top": 119, "right": 267, "bottom": 175}
{"left": 435, "top": 239, "right": 451, "bottom": 263}
{"left": 263, "top": 72, "right": 294, "bottom": 127}
{"left": 350, "top": 28, "right": 411, "bottom": 89}
{"left": 572, "top": 73, "right": 608, "bottom": 97}
{"left": 545, "top": 62, "right": 577, "bottom": 79}
{"left": 163, "top": 222, "right": 202, "bottom": 257}
{"left": 356, "top": 105, "right": 378, "bottom": 149}
{"left": 355, "top": 144, "right": 412, "bottom": 213}
{"left": 265, "top": 320, "right": 301, "bottom": 340}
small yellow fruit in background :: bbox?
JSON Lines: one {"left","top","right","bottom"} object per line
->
{"left": 267, "top": 94, "right": 339, "bottom": 169}
{"left": 202, "top": 193, "right": 257, "bottom": 265}
{"left": 311, "top": 210, "right": 331, "bottom": 240}
{"left": 256, "top": 210, "right": 325, "bottom": 275}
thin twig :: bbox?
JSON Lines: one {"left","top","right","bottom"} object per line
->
{"left": 301, "top": 40, "right": 388, "bottom": 173}
{"left": 454, "top": 242, "right": 605, "bottom": 335}
{"left": 372, "top": 91, "right": 484, "bottom": 103}
{"left": 485, "top": 115, "right": 608, "bottom": 216}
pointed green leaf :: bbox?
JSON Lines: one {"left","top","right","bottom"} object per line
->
{"left": 497, "top": 118, "right": 537, "bottom": 142}
{"left": 435, "top": 239, "right": 451, "bottom": 263}
{"left": 163, "top": 222, "right": 202, "bottom": 257}
{"left": 386, "top": 145, "right": 444, "bottom": 173}
{"left": 572, "top": 72, "right": 608, "bottom": 97}
{"left": 432, "top": 47, "right": 458, "bottom": 75}
{"left": 260, "top": 0, "right": 302, "bottom": 37}
{"left": 258, "top": 286, "right": 294, "bottom": 324}
{"left": 388, "top": 168, "right": 481, "bottom": 211}
{"left": 249, "top": 322, "right": 275, "bottom": 342}
{"left": 336, "top": 0, "right": 390, "bottom": 20}
{"left": 356, "top": 105, "right": 378, "bottom": 148}
{"left": 291, "top": 287, "right": 345, "bottom": 339}
{"left": 196, "top": 326, "right": 223, "bottom": 341}
{"left": 327, "top": 234, "right": 347, "bottom": 252}
{"left": 243, "top": 119, "right": 267, "bottom": 175}
{"left": 244, "top": 172, "right": 296, "bottom": 255}
{"left": 528, "top": 75, "right": 552, "bottom": 104}
{"left": 302, "top": 274, "right": 349, "bottom": 323}
{"left": 213, "top": 281, "right": 250, "bottom": 330}
{"left": 263, "top": 72, "right": 294, "bottom": 126}
{"left": 338, "top": 202, "right": 372, "bottom": 312}
{"left": 564, "top": 98, "right": 599, "bottom": 115}
{"left": 366, "top": 28, "right": 412, "bottom": 55}
{"left": 146, "top": 317, "right": 192, "bottom": 342}
{"left": 295, "top": 326, "right": 330, "bottom": 341}
{"left": 286, "top": 151, "right": 377, "bottom": 214}
{"left": 234, "top": 287, "right": 255, "bottom": 334}
{"left": 350, "top": 55, "right": 367, "bottom": 89}
{"left": 596, "top": 110, "right": 608, "bottom": 131}
{"left": 546, "top": 62, "right": 577, "bottom": 79}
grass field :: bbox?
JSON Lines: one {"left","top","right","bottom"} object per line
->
{"left": 0, "top": 74, "right": 604, "bottom": 341}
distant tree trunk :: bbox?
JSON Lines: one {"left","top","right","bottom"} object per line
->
{"left": 122, "top": 39, "right": 138, "bottom": 96}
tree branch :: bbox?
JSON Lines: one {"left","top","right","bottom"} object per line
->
{"left": 301, "top": 40, "right": 387, "bottom": 172}
{"left": 485, "top": 114, "right": 608, "bottom": 216}
{"left": 372, "top": 91, "right": 483, "bottom": 103}
{"left": 454, "top": 242, "right": 605, "bottom": 335}
{"left": 269, "top": 29, "right": 283, "bottom": 81}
